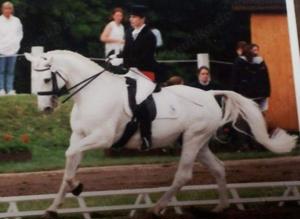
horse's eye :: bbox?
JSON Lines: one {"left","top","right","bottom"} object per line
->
{"left": 42, "top": 57, "right": 47, "bottom": 61}
{"left": 44, "top": 78, "right": 51, "bottom": 84}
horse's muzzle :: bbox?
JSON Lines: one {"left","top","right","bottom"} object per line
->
{"left": 51, "top": 96, "right": 59, "bottom": 108}
{"left": 43, "top": 106, "right": 54, "bottom": 114}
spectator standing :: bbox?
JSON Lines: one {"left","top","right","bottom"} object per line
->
{"left": 151, "top": 28, "right": 163, "bottom": 48}
{"left": 100, "top": 7, "right": 125, "bottom": 57}
{"left": 235, "top": 41, "right": 247, "bottom": 56}
{"left": 0, "top": 1, "right": 23, "bottom": 96}
{"left": 232, "top": 44, "right": 271, "bottom": 110}
{"left": 231, "top": 43, "right": 271, "bottom": 149}
{"left": 250, "top": 43, "right": 260, "bottom": 57}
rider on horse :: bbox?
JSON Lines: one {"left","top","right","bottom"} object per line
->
{"left": 110, "top": 5, "right": 160, "bottom": 150}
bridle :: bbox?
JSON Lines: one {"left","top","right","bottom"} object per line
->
{"left": 34, "top": 66, "right": 106, "bottom": 103}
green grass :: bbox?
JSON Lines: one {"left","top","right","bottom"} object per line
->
{"left": 0, "top": 95, "right": 299, "bottom": 174}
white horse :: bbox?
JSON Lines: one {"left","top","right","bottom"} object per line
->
{"left": 25, "top": 50, "right": 297, "bottom": 218}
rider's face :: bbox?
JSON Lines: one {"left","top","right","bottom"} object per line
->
{"left": 129, "top": 15, "right": 145, "bottom": 29}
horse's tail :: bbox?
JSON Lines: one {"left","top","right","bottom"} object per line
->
{"left": 210, "top": 90, "right": 297, "bottom": 154}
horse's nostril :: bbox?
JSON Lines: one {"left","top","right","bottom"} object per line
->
{"left": 44, "top": 106, "right": 53, "bottom": 113}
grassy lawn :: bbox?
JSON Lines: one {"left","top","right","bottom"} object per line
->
{"left": 0, "top": 95, "right": 299, "bottom": 173}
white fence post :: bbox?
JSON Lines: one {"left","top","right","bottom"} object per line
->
{"left": 30, "top": 46, "right": 44, "bottom": 94}
{"left": 197, "top": 53, "right": 210, "bottom": 69}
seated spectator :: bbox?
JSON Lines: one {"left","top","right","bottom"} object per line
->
{"left": 165, "top": 76, "right": 184, "bottom": 86}
{"left": 189, "top": 66, "right": 220, "bottom": 91}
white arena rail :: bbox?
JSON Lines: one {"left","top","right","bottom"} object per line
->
{"left": 0, "top": 181, "right": 300, "bottom": 219}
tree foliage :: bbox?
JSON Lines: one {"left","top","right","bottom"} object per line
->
{"left": 2, "top": 0, "right": 250, "bottom": 92}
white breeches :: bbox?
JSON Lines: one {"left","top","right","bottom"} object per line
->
{"left": 125, "top": 68, "right": 156, "bottom": 104}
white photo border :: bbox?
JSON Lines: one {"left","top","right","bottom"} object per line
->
{"left": 286, "top": 0, "right": 300, "bottom": 128}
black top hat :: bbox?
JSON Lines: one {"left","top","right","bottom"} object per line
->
{"left": 130, "top": 5, "right": 148, "bottom": 18}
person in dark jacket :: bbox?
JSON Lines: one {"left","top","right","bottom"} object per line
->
{"left": 231, "top": 44, "right": 271, "bottom": 149}
{"left": 236, "top": 41, "right": 247, "bottom": 56}
{"left": 121, "top": 5, "right": 158, "bottom": 80}
{"left": 109, "top": 5, "right": 160, "bottom": 150}
{"left": 190, "top": 66, "right": 221, "bottom": 91}
{"left": 232, "top": 44, "right": 271, "bottom": 104}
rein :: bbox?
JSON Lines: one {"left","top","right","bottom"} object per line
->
{"left": 62, "top": 70, "right": 106, "bottom": 103}
{"left": 35, "top": 67, "right": 106, "bottom": 103}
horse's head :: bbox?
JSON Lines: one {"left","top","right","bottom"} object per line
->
{"left": 25, "top": 53, "right": 66, "bottom": 113}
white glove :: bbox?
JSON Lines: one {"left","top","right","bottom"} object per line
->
{"left": 110, "top": 57, "right": 123, "bottom": 66}
{"left": 106, "top": 54, "right": 123, "bottom": 66}
{"left": 108, "top": 54, "right": 118, "bottom": 59}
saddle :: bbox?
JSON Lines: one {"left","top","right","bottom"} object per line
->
{"left": 112, "top": 77, "right": 157, "bottom": 151}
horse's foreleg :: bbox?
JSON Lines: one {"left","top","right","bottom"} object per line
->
{"left": 151, "top": 133, "right": 209, "bottom": 215}
{"left": 197, "top": 146, "right": 229, "bottom": 212}
{"left": 45, "top": 133, "right": 84, "bottom": 217}
{"left": 46, "top": 130, "right": 114, "bottom": 216}
{"left": 65, "top": 130, "right": 114, "bottom": 156}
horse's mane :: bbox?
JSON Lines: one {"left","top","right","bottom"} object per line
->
{"left": 47, "top": 50, "right": 101, "bottom": 69}
{"left": 46, "top": 50, "right": 124, "bottom": 80}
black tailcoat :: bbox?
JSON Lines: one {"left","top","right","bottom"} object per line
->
{"left": 122, "top": 25, "right": 158, "bottom": 73}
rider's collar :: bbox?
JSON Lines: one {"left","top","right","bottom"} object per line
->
{"left": 132, "top": 24, "right": 146, "bottom": 37}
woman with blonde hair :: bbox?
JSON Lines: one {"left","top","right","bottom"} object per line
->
{"left": 0, "top": 1, "right": 23, "bottom": 95}
{"left": 100, "top": 7, "right": 125, "bottom": 57}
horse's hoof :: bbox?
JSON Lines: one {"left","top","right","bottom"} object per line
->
{"left": 71, "top": 183, "right": 83, "bottom": 196}
{"left": 212, "top": 204, "right": 229, "bottom": 213}
{"left": 147, "top": 207, "right": 163, "bottom": 218}
{"left": 145, "top": 210, "right": 162, "bottom": 219}
{"left": 42, "top": 211, "right": 58, "bottom": 219}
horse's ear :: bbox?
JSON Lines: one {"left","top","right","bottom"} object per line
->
{"left": 24, "top": 53, "right": 33, "bottom": 62}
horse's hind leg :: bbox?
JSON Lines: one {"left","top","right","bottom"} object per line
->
{"left": 151, "top": 132, "right": 211, "bottom": 215}
{"left": 197, "top": 146, "right": 229, "bottom": 212}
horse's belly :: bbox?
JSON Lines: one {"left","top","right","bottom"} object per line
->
{"left": 124, "top": 118, "right": 183, "bottom": 149}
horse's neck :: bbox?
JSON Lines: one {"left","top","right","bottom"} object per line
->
{"left": 63, "top": 63, "right": 104, "bottom": 87}
{"left": 55, "top": 58, "right": 125, "bottom": 104}
{"left": 54, "top": 54, "right": 120, "bottom": 103}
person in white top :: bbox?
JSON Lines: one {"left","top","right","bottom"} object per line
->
{"left": 151, "top": 28, "right": 163, "bottom": 48}
{"left": 0, "top": 1, "right": 23, "bottom": 96}
{"left": 100, "top": 8, "right": 125, "bottom": 57}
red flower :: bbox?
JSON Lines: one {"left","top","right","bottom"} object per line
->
{"left": 3, "top": 133, "right": 13, "bottom": 142}
{"left": 20, "top": 134, "right": 30, "bottom": 144}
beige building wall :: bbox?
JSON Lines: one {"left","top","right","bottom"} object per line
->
{"left": 251, "top": 13, "right": 298, "bottom": 130}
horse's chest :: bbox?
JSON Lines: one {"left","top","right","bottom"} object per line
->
{"left": 71, "top": 108, "right": 121, "bottom": 135}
